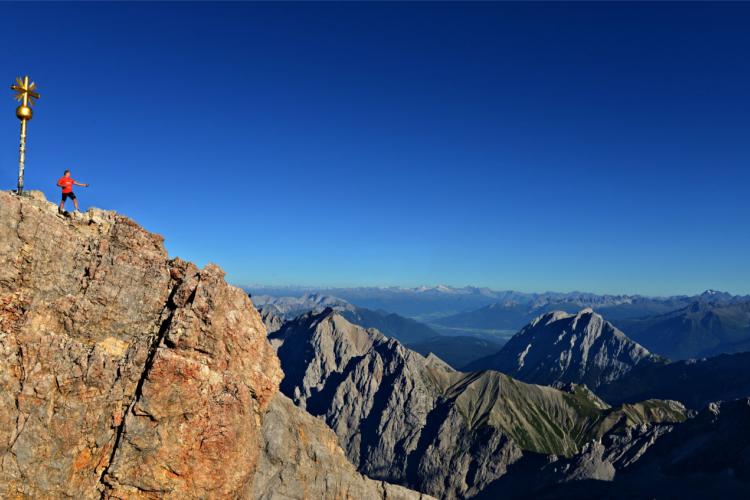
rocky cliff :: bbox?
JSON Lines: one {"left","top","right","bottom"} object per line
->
{"left": 271, "top": 309, "right": 686, "bottom": 498}
{"left": 0, "top": 191, "right": 427, "bottom": 499}
{"left": 465, "top": 309, "right": 661, "bottom": 389}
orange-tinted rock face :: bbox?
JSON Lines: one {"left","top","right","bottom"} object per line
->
{"left": 0, "top": 191, "right": 281, "bottom": 498}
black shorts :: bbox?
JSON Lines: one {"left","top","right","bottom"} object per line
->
{"left": 62, "top": 192, "right": 76, "bottom": 201}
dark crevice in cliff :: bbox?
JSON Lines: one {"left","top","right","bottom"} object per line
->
{"left": 96, "top": 275, "right": 190, "bottom": 495}
{"left": 404, "top": 401, "right": 451, "bottom": 488}
{"left": 357, "top": 344, "right": 406, "bottom": 474}
{"left": 8, "top": 343, "right": 29, "bottom": 458}
{"left": 305, "top": 354, "right": 367, "bottom": 417}
{"left": 14, "top": 201, "right": 29, "bottom": 290}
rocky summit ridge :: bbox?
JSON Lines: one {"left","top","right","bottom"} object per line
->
{"left": 0, "top": 191, "right": 428, "bottom": 499}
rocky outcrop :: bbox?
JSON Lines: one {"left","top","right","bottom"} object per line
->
{"left": 465, "top": 309, "right": 661, "bottom": 389}
{"left": 0, "top": 191, "right": 427, "bottom": 500}
{"left": 271, "top": 309, "right": 686, "bottom": 499}
{"left": 0, "top": 190, "right": 282, "bottom": 497}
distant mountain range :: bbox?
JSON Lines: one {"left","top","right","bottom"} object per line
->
{"left": 248, "top": 285, "right": 510, "bottom": 319}
{"left": 436, "top": 289, "right": 748, "bottom": 331}
{"left": 252, "top": 293, "right": 355, "bottom": 320}
{"left": 248, "top": 285, "right": 748, "bottom": 333}
{"left": 618, "top": 300, "right": 750, "bottom": 360}
{"left": 253, "top": 293, "right": 505, "bottom": 368}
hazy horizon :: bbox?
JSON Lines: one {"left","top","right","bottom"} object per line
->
{"left": 242, "top": 282, "right": 744, "bottom": 299}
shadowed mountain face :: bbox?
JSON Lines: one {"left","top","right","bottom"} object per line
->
{"left": 617, "top": 398, "right": 750, "bottom": 489}
{"left": 271, "top": 310, "right": 685, "bottom": 499}
{"left": 504, "top": 398, "right": 750, "bottom": 499}
{"left": 465, "top": 309, "right": 662, "bottom": 390}
{"left": 597, "top": 351, "right": 750, "bottom": 410}
{"left": 552, "top": 398, "right": 750, "bottom": 499}
{"left": 617, "top": 300, "right": 750, "bottom": 360}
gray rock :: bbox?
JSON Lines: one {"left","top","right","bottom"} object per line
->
{"left": 252, "top": 394, "right": 434, "bottom": 500}
{"left": 259, "top": 303, "right": 286, "bottom": 335}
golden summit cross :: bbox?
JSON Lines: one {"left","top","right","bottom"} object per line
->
{"left": 10, "top": 76, "right": 40, "bottom": 194}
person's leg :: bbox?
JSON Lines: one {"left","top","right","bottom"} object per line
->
{"left": 72, "top": 195, "right": 79, "bottom": 211}
{"left": 60, "top": 194, "right": 66, "bottom": 212}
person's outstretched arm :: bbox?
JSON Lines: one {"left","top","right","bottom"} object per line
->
{"left": 73, "top": 181, "right": 89, "bottom": 187}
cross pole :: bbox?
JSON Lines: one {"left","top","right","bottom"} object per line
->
{"left": 11, "top": 76, "right": 40, "bottom": 195}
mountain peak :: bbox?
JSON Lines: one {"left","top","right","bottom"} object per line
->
{"left": 466, "top": 308, "right": 658, "bottom": 389}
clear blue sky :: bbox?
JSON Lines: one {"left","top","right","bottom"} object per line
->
{"left": 2, "top": 2, "right": 749, "bottom": 296}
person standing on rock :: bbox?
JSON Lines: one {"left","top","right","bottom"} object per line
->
{"left": 57, "top": 169, "right": 88, "bottom": 213}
